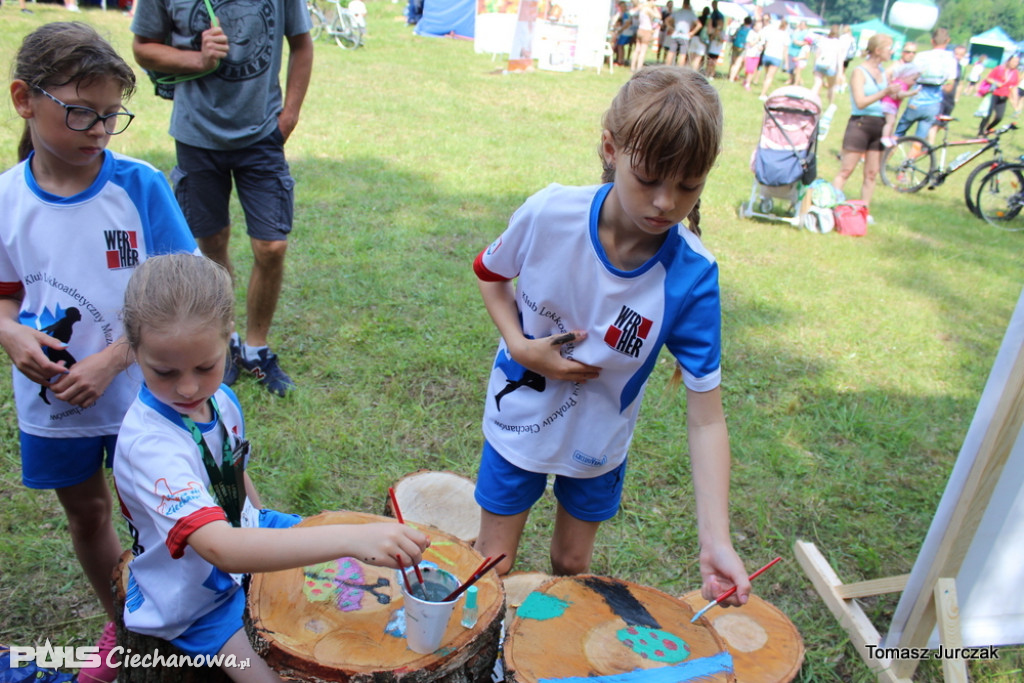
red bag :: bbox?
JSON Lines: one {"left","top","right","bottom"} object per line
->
{"left": 833, "top": 200, "right": 868, "bottom": 236}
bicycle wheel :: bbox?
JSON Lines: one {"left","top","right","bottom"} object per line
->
{"left": 308, "top": 6, "right": 326, "bottom": 41}
{"left": 964, "top": 159, "right": 1002, "bottom": 217}
{"left": 881, "top": 136, "right": 934, "bottom": 192}
{"left": 332, "top": 11, "right": 360, "bottom": 49}
{"left": 976, "top": 163, "right": 1024, "bottom": 231}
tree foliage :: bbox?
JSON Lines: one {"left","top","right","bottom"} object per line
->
{"left": 812, "top": 0, "right": 1024, "bottom": 45}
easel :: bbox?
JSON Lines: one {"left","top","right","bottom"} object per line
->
{"left": 796, "top": 288, "right": 1024, "bottom": 682}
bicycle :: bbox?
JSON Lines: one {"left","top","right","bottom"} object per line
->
{"left": 308, "top": 0, "right": 363, "bottom": 49}
{"left": 974, "top": 161, "right": 1024, "bottom": 231}
{"left": 880, "top": 120, "right": 1018, "bottom": 213}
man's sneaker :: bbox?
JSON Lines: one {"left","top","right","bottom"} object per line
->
{"left": 240, "top": 348, "right": 295, "bottom": 397}
{"left": 223, "top": 336, "right": 242, "bottom": 386}
{"left": 77, "top": 621, "right": 118, "bottom": 682}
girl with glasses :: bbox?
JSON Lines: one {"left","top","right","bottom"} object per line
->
{"left": 0, "top": 22, "right": 196, "bottom": 683}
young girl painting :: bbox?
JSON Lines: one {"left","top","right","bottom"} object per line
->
{"left": 471, "top": 66, "right": 750, "bottom": 609}
{"left": 114, "top": 253, "right": 430, "bottom": 682}
{"left": 0, "top": 23, "right": 197, "bottom": 682}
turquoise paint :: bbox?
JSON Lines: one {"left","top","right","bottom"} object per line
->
{"left": 517, "top": 592, "right": 571, "bottom": 620}
{"left": 537, "top": 650, "right": 733, "bottom": 683}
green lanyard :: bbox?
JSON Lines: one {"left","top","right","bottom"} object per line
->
{"left": 179, "top": 397, "right": 247, "bottom": 528}
{"left": 155, "top": 0, "right": 221, "bottom": 86}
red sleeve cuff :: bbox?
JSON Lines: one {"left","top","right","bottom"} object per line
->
{"left": 0, "top": 282, "right": 24, "bottom": 297}
{"left": 473, "top": 249, "right": 513, "bottom": 282}
{"left": 166, "top": 506, "right": 228, "bottom": 559}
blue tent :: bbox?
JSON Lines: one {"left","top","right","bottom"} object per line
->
{"left": 968, "top": 26, "right": 1018, "bottom": 66}
{"left": 414, "top": 0, "right": 476, "bottom": 39}
{"left": 850, "top": 18, "right": 907, "bottom": 53}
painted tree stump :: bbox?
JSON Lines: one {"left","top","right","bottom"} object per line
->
{"left": 112, "top": 550, "right": 233, "bottom": 683}
{"left": 386, "top": 471, "right": 480, "bottom": 543}
{"left": 504, "top": 575, "right": 736, "bottom": 683}
{"left": 248, "top": 510, "right": 505, "bottom": 682}
{"left": 501, "top": 572, "right": 552, "bottom": 621}
{"left": 680, "top": 591, "right": 804, "bottom": 683}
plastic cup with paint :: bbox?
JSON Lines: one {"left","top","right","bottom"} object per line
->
{"left": 400, "top": 566, "right": 462, "bottom": 654}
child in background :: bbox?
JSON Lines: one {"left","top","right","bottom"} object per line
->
{"left": 881, "top": 62, "right": 921, "bottom": 147}
{"left": 348, "top": 0, "right": 367, "bottom": 43}
{"left": 471, "top": 66, "right": 750, "bottom": 609}
{"left": 114, "top": 253, "right": 430, "bottom": 682}
{"left": 0, "top": 23, "right": 197, "bottom": 683}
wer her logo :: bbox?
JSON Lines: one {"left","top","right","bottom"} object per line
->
{"left": 104, "top": 230, "right": 139, "bottom": 269}
{"left": 604, "top": 305, "right": 652, "bottom": 358}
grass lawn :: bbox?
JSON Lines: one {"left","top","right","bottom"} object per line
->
{"left": 2, "top": 3, "right": 1024, "bottom": 681}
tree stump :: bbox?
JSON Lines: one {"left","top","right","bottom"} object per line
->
{"left": 501, "top": 572, "right": 551, "bottom": 621}
{"left": 503, "top": 575, "right": 736, "bottom": 683}
{"left": 248, "top": 510, "right": 504, "bottom": 682}
{"left": 385, "top": 471, "right": 480, "bottom": 543}
{"left": 680, "top": 590, "right": 804, "bottom": 683}
{"left": 111, "top": 550, "right": 233, "bottom": 683}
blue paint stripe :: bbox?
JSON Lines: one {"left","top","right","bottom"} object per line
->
{"left": 538, "top": 651, "right": 733, "bottom": 683}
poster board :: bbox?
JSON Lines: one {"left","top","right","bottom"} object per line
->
{"left": 474, "top": 0, "right": 612, "bottom": 70}
{"left": 885, "top": 287, "right": 1024, "bottom": 651}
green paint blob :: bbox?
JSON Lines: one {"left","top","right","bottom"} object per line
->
{"left": 517, "top": 592, "right": 571, "bottom": 620}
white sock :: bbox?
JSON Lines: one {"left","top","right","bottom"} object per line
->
{"left": 243, "top": 344, "right": 268, "bottom": 363}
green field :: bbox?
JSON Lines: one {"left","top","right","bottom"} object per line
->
{"left": 2, "top": 3, "right": 1023, "bottom": 681}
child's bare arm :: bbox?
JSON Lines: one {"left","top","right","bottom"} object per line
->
{"left": 478, "top": 279, "right": 600, "bottom": 382}
{"left": 187, "top": 521, "right": 430, "bottom": 575}
{"left": 685, "top": 386, "right": 749, "bottom": 606}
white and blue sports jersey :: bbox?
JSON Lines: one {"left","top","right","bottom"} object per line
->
{"left": 473, "top": 183, "right": 722, "bottom": 479}
{"left": 114, "top": 385, "right": 255, "bottom": 641}
{"left": 0, "top": 151, "right": 196, "bottom": 438}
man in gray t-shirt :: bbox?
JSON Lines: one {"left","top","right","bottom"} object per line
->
{"left": 132, "top": 0, "right": 314, "bottom": 397}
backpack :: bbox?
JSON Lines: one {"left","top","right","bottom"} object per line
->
{"left": 834, "top": 200, "right": 869, "bottom": 236}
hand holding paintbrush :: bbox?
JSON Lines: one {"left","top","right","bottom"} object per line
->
{"left": 690, "top": 556, "right": 782, "bottom": 623}
{"left": 389, "top": 487, "right": 425, "bottom": 585}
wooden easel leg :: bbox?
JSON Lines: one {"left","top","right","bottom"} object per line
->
{"left": 933, "top": 578, "right": 968, "bottom": 683}
{"left": 793, "top": 541, "right": 913, "bottom": 683}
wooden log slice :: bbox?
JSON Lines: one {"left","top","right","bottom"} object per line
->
{"left": 501, "top": 572, "right": 552, "bottom": 621}
{"left": 680, "top": 591, "right": 804, "bottom": 683}
{"left": 504, "top": 575, "right": 736, "bottom": 683}
{"left": 387, "top": 471, "right": 480, "bottom": 543}
{"left": 248, "top": 510, "right": 505, "bottom": 682}
{"left": 112, "top": 550, "right": 233, "bottom": 683}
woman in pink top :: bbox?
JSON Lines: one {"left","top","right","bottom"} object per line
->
{"left": 977, "top": 54, "right": 1020, "bottom": 136}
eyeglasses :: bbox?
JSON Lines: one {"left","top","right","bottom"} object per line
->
{"left": 35, "top": 87, "right": 135, "bottom": 135}
{"left": 903, "top": 50, "right": 916, "bottom": 55}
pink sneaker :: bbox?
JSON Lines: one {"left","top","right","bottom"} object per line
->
{"left": 78, "top": 621, "right": 118, "bottom": 683}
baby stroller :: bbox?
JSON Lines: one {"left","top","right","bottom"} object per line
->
{"left": 740, "top": 86, "right": 822, "bottom": 228}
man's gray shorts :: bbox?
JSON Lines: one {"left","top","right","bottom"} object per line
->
{"left": 172, "top": 128, "right": 295, "bottom": 241}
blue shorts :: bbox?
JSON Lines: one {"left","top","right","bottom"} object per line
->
{"left": 20, "top": 432, "right": 116, "bottom": 489}
{"left": 814, "top": 64, "right": 837, "bottom": 78}
{"left": 170, "top": 587, "right": 245, "bottom": 657}
{"left": 761, "top": 55, "right": 782, "bottom": 68}
{"left": 474, "top": 441, "right": 626, "bottom": 523}
{"left": 170, "top": 508, "right": 299, "bottom": 656}
{"left": 172, "top": 129, "right": 295, "bottom": 242}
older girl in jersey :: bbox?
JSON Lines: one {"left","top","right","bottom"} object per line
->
{"left": 471, "top": 66, "right": 750, "bottom": 609}
{"left": 115, "top": 253, "right": 429, "bottom": 682}
{"left": 0, "top": 23, "right": 196, "bottom": 682}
